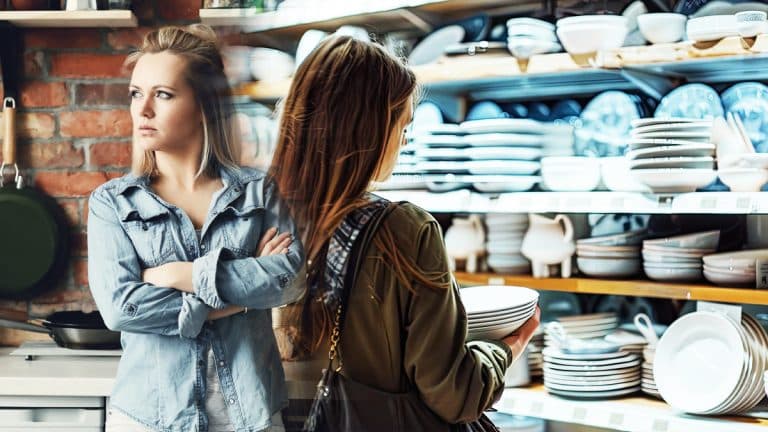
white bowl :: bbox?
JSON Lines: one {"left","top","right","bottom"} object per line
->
{"left": 686, "top": 15, "right": 738, "bottom": 42}
{"left": 506, "top": 23, "right": 558, "bottom": 42}
{"left": 600, "top": 157, "right": 652, "bottom": 192}
{"left": 556, "top": 23, "right": 628, "bottom": 54}
{"left": 631, "top": 168, "right": 717, "bottom": 193}
{"left": 644, "top": 265, "right": 702, "bottom": 282}
{"left": 718, "top": 168, "right": 768, "bottom": 192}
{"left": 703, "top": 249, "right": 768, "bottom": 268}
{"left": 250, "top": 48, "right": 295, "bottom": 81}
{"left": 643, "top": 230, "right": 720, "bottom": 250}
{"left": 222, "top": 46, "right": 254, "bottom": 83}
{"left": 557, "top": 15, "right": 628, "bottom": 28}
{"left": 507, "top": 17, "right": 555, "bottom": 31}
{"left": 637, "top": 13, "right": 687, "bottom": 44}
{"left": 541, "top": 164, "right": 601, "bottom": 191}
{"left": 577, "top": 256, "right": 642, "bottom": 277}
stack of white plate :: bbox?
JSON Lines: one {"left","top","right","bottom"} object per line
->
{"left": 460, "top": 285, "right": 539, "bottom": 341}
{"left": 703, "top": 249, "right": 768, "bottom": 287}
{"left": 544, "top": 313, "right": 619, "bottom": 347}
{"left": 576, "top": 230, "right": 645, "bottom": 278}
{"left": 641, "top": 345, "right": 661, "bottom": 398}
{"left": 542, "top": 347, "right": 641, "bottom": 399}
{"left": 655, "top": 311, "right": 768, "bottom": 414}
{"left": 486, "top": 214, "right": 530, "bottom": 274}
{"left": 629, "top": 118, "right": 718, "bottom": 192}
{"left": 604, "top": 329, "right": 647, "bottom": 354}
{"left": 528, "top": 327, "right": 544, "bottom": 378}
{"left": 642, "top": 230, "right": 720, "bottom": 282}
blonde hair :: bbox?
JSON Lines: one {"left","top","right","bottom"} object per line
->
{"left": 125, "top": 24, "right": 240, "bottom": 178}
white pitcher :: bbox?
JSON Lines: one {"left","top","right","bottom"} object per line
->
{"left": 444, "top": 215, "right": 485, "bottom": 273}
{"left": 521, "top": 213, "right": 575, "bottom": 278}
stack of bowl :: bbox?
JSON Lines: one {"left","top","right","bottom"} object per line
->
{"left": 703, "top": 249, "right": 768, "bottom": 287}
{"left": 642, "top": 344, "right": 661, "bottom": 398}
{"left": 506, "top": 17, "right": 561, "bottom": 59}
{"left": 556, "top": 15, "right": 628, "bottom": 55}
{"left": 528, "top": 326, "right": 544, "bottom": 379}
{"left": 486, "top": 214, "right": 530, "bottom": 274}
{"left": 541, "top": 156, "right": 601, "bottom": 191}
{"left": 642, "top": 230, "right": 720, "bottom": 282}
{"left": 461, "top": 285, "right": 539, "bottom": 341}
{"left": 576, "top": 230, "right": 646, "bottom": 278}
{"left": 544, "top": 313, "right": 619, "bottom": 347}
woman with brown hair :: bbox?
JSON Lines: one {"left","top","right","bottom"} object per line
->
{"left": 88, "top": 25, "right": 303, "bottom": 431}
{"left": 270, "top": 35, "right": 540, "bottom": 431}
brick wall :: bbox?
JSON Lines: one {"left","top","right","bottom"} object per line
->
{"left": 0, "top": 0, "right": 214, "bottom": 346}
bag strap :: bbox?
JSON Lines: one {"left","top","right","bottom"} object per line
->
{"left": 326, "top": 201, "right": 398, "bottom": 371}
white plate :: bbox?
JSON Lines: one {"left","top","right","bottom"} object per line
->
{"left": 544, "top": 364, "right": 640, "bottom": 376}
{"left": 544, "top": 379, "right": 641, "bottom": 392}
{"left": 629, "top": 138, "right": 712, "bottom": 148}
{"left": 576, "top": 230, "right": 646, "bottom": 247}
{"left": 423, "top": 124, "right": 465, "bottom": 135}
{"left": 463, "top": 133, "right": 543, "bottom": 147}
{"left": 556, "top": 313, "right": 617, "bottom": 323}
{"left": 631, "top": 168, "right": 717, "bottom": 193}
{"left": 644, "top": 265, "right": 702, "bottom": 282}
{"left": 627, "top": 143, "right": 715, "bottom": 159}
{"left": 631, "top": 118, "right": 709, "bottom": 128}
{"left": 703, "top": 249, "right": 768, "bottom": 268}
{"left": 545, "top": 369, "right": 640, "bottom": 382}
{"left": 632, "top": 131, "right": 712, "bottom": 139}
{"left": 545, "top": 386, "right": 640, "bottom": 399}
{"left": 703, "top": 269, "right": 755, "bottom": 285}
{"left": 468, "top": 300, "right": 538, "bottom": 320}
{"left": 460, "top": 119, "right": 545, "bottom": 134}
{"left": 412, "top": 135, "right": 465, "bottom": 147}
{"left": 469, "top": 147, "right": 542, "bottom": 160}
{"left": 409, "top": 25, "right": 466, "bottom": 65}
{"left": 466, "top": 160, "right": 540, "bottom": 175}
{"left": 460, "top": 285, "right": 539, "bottom": 314}
{"left": 654, "top": 311, "right": 745, "bottom": 414}
{"left": 629, "top": 156, "right": 714, "bottom": 170}
{"left": 632, "top": 122, "right": 712, "bottom": 135}
{"left": 544, "top": 354, "right": 640, "bottom": 367}
{"left": 542, "top": 347, "right": 630, "bottom": 360}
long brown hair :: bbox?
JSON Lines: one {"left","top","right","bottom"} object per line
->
{"left": 125, "top": 24, "right": 240, "bottom": 179}
{"left": 269, "top": 36, "right": 447, "bottom": 357}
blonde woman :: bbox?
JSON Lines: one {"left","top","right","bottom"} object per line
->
{"left": 270, "top": 35, "right": 540, "bottom": 431}
{"left": 87, "top": 25, "right": 303, "bottom": 432}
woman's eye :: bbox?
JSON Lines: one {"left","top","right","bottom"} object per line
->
{"left": 129, "top": 89, "right": 141, "bottom": 98}
{"left": 156, "top": 91, "right": 173, "bottom": 100}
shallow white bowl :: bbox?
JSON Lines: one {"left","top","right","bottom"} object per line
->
{"left": 556, "top": 23, "right": 628, "bottom": 54}
{"left": 644, "top": 265, "right": 702, "bottom": 282}
{"left": 637, "top": 13, "right": 687, "bottom": 44}
{"left": 250, "top": 48, "right": 295, "bottom": 81}
{"left": 718, "top": 168, "right": 768, "bottom": 192}
{"left": 643, "top": 230, "right": 720, "bottom": 250}
{"left": 557, "top": 15, "right": 628, "bottom": 28}
{"left": 577, "top": 256, "right": 641, "bottom": 278}
{"left": 542, "top": 165, "right": 601, "bottom": 191}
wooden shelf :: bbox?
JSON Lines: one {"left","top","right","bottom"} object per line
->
{"left": 455, "top": 273, "right": 768, "bottom": 305}
{"left": 0, "top": 10, "right": 137, "bottom": 27}
{"left": 496, "top": 384, "right": 768, "bottom": 432}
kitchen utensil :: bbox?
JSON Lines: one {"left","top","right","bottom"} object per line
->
{"left": 634, "top": 313, "right": 659, "bottom": 346}
{"left": 0, "top": 310, "right": 121, "bottom": 349}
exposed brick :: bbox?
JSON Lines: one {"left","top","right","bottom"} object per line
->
{"left": 0, "top": 112, "right": 57, "bottom": 139}
{"left": 82, "top": 199, "right": 89, "bottom": 226}
{"left": 60, "top": 110, "right": 131, "bottom": 138}
{"left": 133, "top": 0, "right": 154, "bottom": 21}
{"left": 34, "top": 171, "right": 121, "bottom": 198}
{"left": 17, "top": 141, "right": 85, "bottom": 169}
{"left": 74, "top": 259, "right": 88, "bottom": 287}
{"left": 90, "top": 141, "right": 132, "bottom": 168}
{"left": 0, "top": 300, "right": 27, "bottom": 314}
{"left": 20, "top": 81, "right": 68, "bottom": 108}
{"left": 71, "top": 230, "right": 87, "bottom": 257}
{"left": 75, "top": 83, "right": 128, "bottom": 106}
{"left": 157, "top": 0, "right": 198, "bottom": 21}
{"left": 24, "top": 29, "right": 102, "bottom": 50}
{"left": 59, "top": 199, "right": 81, "bottom": 227}
{"left": 51, "top": 53, "right": 128, "bottom": 79}
{"left": 23, "top": 51, "right": 45, "bottom": 78}
{"left": 107, "top": 27, "right": 152, "bottom": 51}
{"left": 29, "top": 287, "right": 88, "bottom": 316}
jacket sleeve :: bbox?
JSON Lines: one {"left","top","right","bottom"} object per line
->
{"left": 402, "top": 220, "right": 514, "bottom": 424}
{"left": 192, "top": 178, "right": 305, "bottom": 310}
{"left": 87, "top": 189, "right": 210, "bottom": 338}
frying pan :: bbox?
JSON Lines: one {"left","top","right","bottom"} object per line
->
{"left": 0, "top": 22, "right": 70, "bottom": 300}
{"left": 0, "top": 310, "right": 121, "bottom": 349}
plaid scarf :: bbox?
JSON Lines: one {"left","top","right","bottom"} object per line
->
{"left": 311, "top": 196, "right": 390, "bottom": 306}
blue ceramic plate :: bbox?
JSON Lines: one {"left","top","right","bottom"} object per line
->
{"left": 577, "top": 91, "right": 641, "bottom": 156}
{"left": 722, "top": 82, "right": 768, "bottom": 152}
{"left": 654, "top": 83, "right": 724, "bottom": 120}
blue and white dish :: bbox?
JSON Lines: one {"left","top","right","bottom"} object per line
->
{"left": 722, "top": 82, "right": 768, "bottom": 152}
{"left": 576, "top": 91, "right": 641, "bottom": 157}
{"left": 654, "top": 83, "right": 724, "bottom": 120}
{"left": 412, "top": 101, "right": 443, "bottom": 133}
{"left": 466, "top": 101, "right": 506, "bottom": 121}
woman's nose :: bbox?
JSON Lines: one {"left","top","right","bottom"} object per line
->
{"left": 139, "top": 98, "right": 154, "bottom": 118}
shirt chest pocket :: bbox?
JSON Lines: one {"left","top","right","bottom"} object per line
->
{"left": 120, "top": 209, "right": 177, "bottom": 268}
{"left": 219, "top": 205, "right": 265, "bottom": 257}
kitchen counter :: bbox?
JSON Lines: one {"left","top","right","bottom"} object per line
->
{"left": 0, "top": 347, "right": 119, "bottom": 397}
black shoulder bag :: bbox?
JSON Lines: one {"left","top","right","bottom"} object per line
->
{"left": 303, "top": 202, "right": 500, "bottom": 432}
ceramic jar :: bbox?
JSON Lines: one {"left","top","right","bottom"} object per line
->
{"left": 521, "top": 213, "right": 575, "bottom": 278}
{"left": 445, "top": 215, "right": 485, "bottom": 273}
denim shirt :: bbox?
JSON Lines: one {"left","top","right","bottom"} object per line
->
{"left": 87, "top": 166, "right": 305, "bottom": 432}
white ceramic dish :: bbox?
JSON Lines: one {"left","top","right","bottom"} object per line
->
{"left": 557, "top": 15, "right": 629, "bottom": 28}
{"left": 408, "top": 25, "right": 465, "bottom": 65}
{"left": 412, "top": 134, "right": 465, "bottom": 147}
{"left": 637, "top": 13, "right": 687, "bottom": 44}
{"left": 577, "top": 257, "right": 642, "bottom": 277}
{"left": 703, "top": 249, "right": 768, "bottom": 268}
{"left": 632, "top": 118, "right": 707, "bottom": 128}
{"left": 460, "top": 119, "right": 544, "bottom": 134}
{"left": 627, "top": 143, "right": 715, "bottom": 159}
{"left": 654, "top": 311, "right": 745, "bottom": 414}
{"left": 463, "top": 133, "right": 543, "bottom": 147}
{"left": 629, "top": 138, "right": 713, "bottom": 149}
{"left": 507, "top": 17, "right": 555, "bottom": 30}
{"left": 506, "top": 24, "right": 558, "bottom": 42}
{"left": 545, "top": 386, "right": 640, "bottom": 399}
{"left": 703, "top": 268, "right": 755, "bottom": 285}
{"left": 632, "top": 131, "right": 712, "bottom": 139}
{"left": 629, "top": 156, "right": 714, "bottom": 170}
{"left": 686, "top": 15, "right": 739, "bottom": 42}
{"left": 466, "top": 160, "right": 540, "bottom": 175}
{"left": 631, "top": 168, "right": 717, "bottom": 193}
{"left": 249, "top": 48, "right": 295, "bottom": 81}
{"left": 644, "top": 265, "right": 702, "bottom": 282}
{"left": 643, "top": 230, "right": 720, "bottom": 249}
{"left": 718, "top": 168, "right": 768, "bottom": 192}
{"left": 577, "top": 230, "right": 646, "bottom": 247}
{"left": 632, "top": 121, "right": 711, "bottom": 134}
{"left": 577, "top": 249, "right": 640, "bottom": 259}
{"left": 556, "top": 23, "right": 628, "bottom": 55}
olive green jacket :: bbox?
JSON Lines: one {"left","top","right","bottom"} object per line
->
{"left": 279, "top": 202, "right": 513, "bottom": 426}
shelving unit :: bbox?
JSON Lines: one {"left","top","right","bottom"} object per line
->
{"left": 455, "top": 273, "right": 768, "bottom": 305}
{"left": 375, "top": 190, "right": 768, "bottom": 215}
{"left": 495, "top": 385, "right": 768, "bottom": 432}
{"left": 0, "top": 10, "right": 137, "bottom": 27}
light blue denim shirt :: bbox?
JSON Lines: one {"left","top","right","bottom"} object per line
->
{"left": 87, "top": 166, "right": 305, "bottom": 432}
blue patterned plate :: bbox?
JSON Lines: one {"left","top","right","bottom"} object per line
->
{"left": 654, "top": 83, "right": 724, "bottom": 120}
{"left": 722, "top": 82, "right": 768, "bottom": 152}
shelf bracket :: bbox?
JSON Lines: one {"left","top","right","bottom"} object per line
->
{"left": 619, "top": 67, "right": 679, "bottom": 101}
{"left": 395, "top": 8, "right": 433, "bottom": 34}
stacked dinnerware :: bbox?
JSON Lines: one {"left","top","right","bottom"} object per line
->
{"left": 542, "top": 346, "right": 641, "bottom": 399}
{"left": 540, "top": 156, "right": 601, "bottom": 191}
{"left": 703, "top": 249, "right": 768, "bottom": 287}
{"left": 506, "top": 17, "right": 561, "bottom": 59}
{"left": 603, "top": 329, "right": 647, "bottom": 354}
{"left": 544, "top": 313, "right": 619, "bottom": 347}
{"left": 576, "top": 230, "right": 645, "bottom": 278}
{"left": 485, "top": 214, "right": 530, "bottom": 274}
{"left": 641, "top": 344, "right": 661, "bottom": 398}
{"left": 528, "top": 326, "right": 544, "bottom": 379}
{"left": 460, "top": 285, "right": 539, "bottom": 341}
{"left": 540, "top": 123, "right": 575, "bottom": 157}
{"left": 642, "top": 230, "right": 720, "bottom": 282}
{"left": 556, "top": 15, "right": 629, "bottom": 55}
{"left": 628, "top": 118, "right": 718, "bottom": 192}
{"left": 655, "top": 311, "right": 768, "bottom": 415}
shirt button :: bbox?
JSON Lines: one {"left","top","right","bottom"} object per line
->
{"left": 228, "top": 398, "right": 235, "bottom": 405}
{"left": 201, "top": 244, "right": 206, "bottom": 251}
{"left": 219, "top": 361, "right": 225, "bottom": 367}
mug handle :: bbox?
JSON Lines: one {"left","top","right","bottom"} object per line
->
{"left": 555, "top": 214, "right": 574, "bottom": 242}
